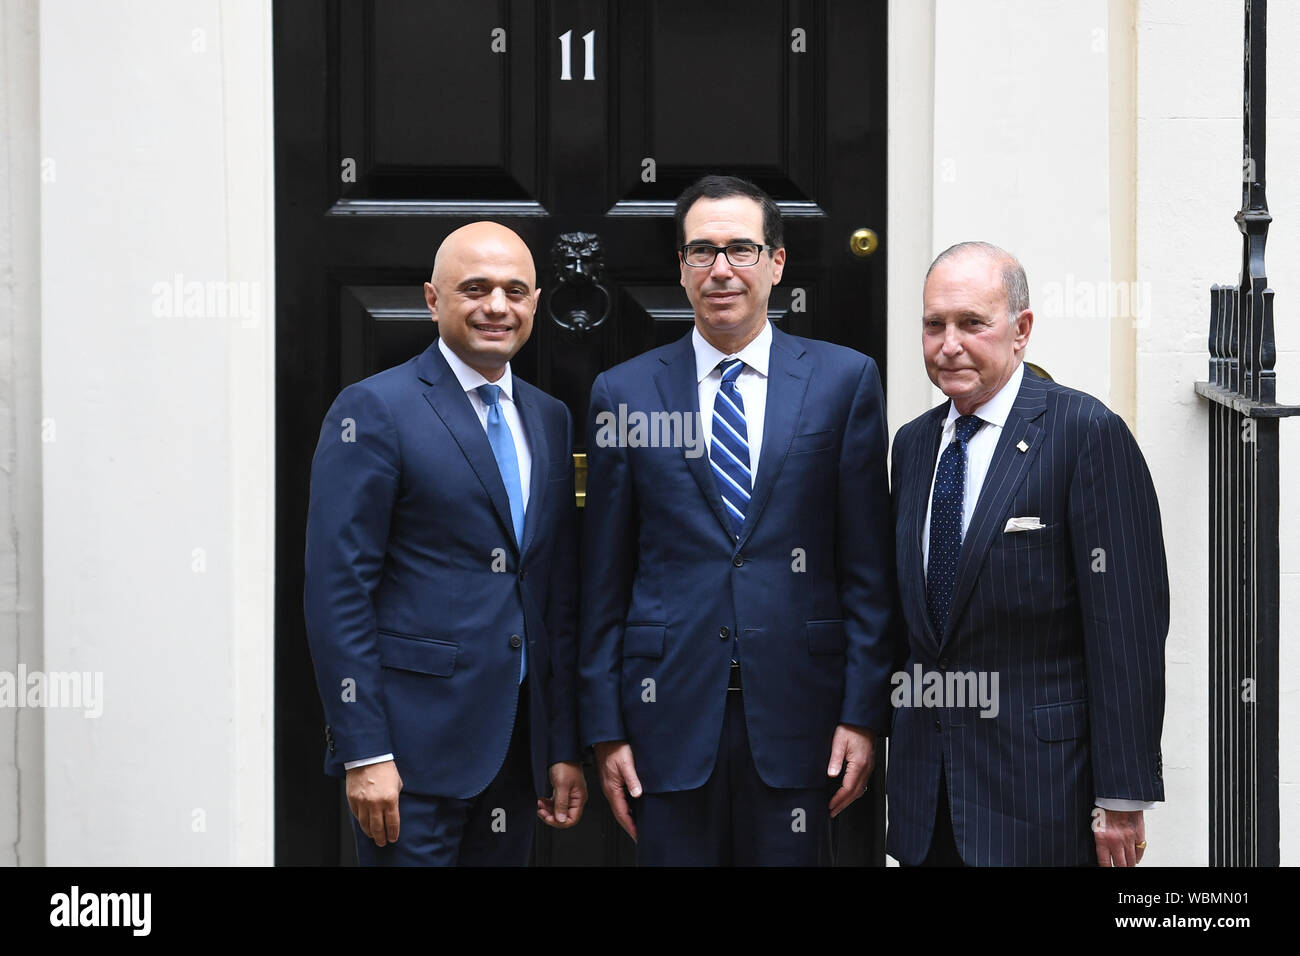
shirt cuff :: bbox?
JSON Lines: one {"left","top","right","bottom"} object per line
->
{"left": 343, "top": 753, "right": 395, "bottom": 771}
{"left": 1095, "top": 797, "right": 1155, "bottom": 811}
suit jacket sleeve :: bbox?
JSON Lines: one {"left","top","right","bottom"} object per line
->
{"left": 302, "top": 382, "right": 399, "bottom": 766}
{"left": 578, "top": 372, "right": 636, "bottom": 746}
{"left": 887, "top": 423, "right": 913, "bottom": 685}
{"left": 836, "top": 358, "right": 898, "bottom": 733}
{"left": 1069, "top": 409, "right": 1168, "bottom": 802}
{"left": 544, "top": 404, "right": 582, "bottom": 765}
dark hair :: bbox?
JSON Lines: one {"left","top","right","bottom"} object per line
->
{"left": 926, "top": 240, "right": 1030, "bottom": 320}
{"left": 674, "top": 175, "right": 784, "bottom": 252}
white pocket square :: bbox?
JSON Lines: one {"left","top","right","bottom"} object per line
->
{"left": 1004, "top": 516, "right": 1045, "bottom": 533}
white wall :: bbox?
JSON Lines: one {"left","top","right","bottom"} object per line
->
{"left": 1, "top": 0, "right": 45, "bottom": 867}
{"left": 39, "top": 0, "right": 274, "bottom": 864}
{"left": 1135, "top": 0, "right": 1300, "bottom": 865}
{"left": 887, "top": 0, "right": 1126, "bottom": 431}
{"left": 885, "top": 0, "right": 1299, "bottom": 866}
{"left": 886, "top": 0, "right": 937, "bottom": 438}
{"left": 930, "top": 0, "right": 1115, "bottom": 405}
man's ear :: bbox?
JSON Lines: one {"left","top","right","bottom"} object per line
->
{"left": 423, "top": 281, "right": 439, "bottom": 322}
{"left": 678, "top": 252, "right": 687, "bottom": 289}
{"left": 532, "top": 287, "right": 542, "bottom": 314}
{"left": 770, "top": 247, "right": 786, "bottom": 285}
{"left": 1013, "top": 308, "right": 1033, "bottom": 352}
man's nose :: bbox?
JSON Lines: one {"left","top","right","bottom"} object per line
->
{"left": 484, "top": 288, "right": 509, "bottom": 314}
{"left": 942, "top": 325, "right": 963, "bottom": 354}
{"left": 709, "top": 252, "right": 735, "bottom": 280}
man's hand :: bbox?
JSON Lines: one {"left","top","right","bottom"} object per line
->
{"left": 538, "top": 761, "right": 588, "bottom": 829}
{"left": 827, "top": 724, "right": 876, "bottom": 818}
{"left": 593, "top": 740, "right": 642, "bottom": 841}
{"left": 346, "top": 759, "right": 402, "bottom": 847}
{"left": 1093, "top": 808, "right": 1145, "bottom": 867}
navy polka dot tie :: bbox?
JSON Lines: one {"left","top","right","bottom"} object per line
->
{"left": 926, "top": 414, "right": 984, "bottom": 636}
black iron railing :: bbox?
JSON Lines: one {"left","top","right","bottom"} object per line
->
{"left": 1193, "top": 0, "right": 1298, "bottom": 867}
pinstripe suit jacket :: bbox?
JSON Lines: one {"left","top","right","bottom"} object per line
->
{"left": 886, "top": 368, "right": 1168, "bottom": 865}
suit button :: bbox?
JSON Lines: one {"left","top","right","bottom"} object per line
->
{"left": 519, "top": 569, "right": 527, "bottom": 581}
{"left": 732, "top": 555, "right": 744, "bottom": 567}
{"left": 509, "top": 634, "right": 523, "bottom": 649}
{"left": 934, "top": 720, "right": 942, "bottom": 733}
{"left": 719, "top": 625, "right": 730, "bottom": 640}
{"left": 938, "top": 657, "right": 950, "bottom": 669}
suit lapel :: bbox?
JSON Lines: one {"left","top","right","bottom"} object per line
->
{"left": 418, "top": 344, "right": 520, "bottom": 554}
{"left": 940, "top": 372, "right": 1049, "bottom": 650}
{"left": 653, "top": 333, "right": 735, "bottom": 540}
{"left": 513, "top": 382, "right": 549, "bottom": 556}
{"left": 907, "top": 406, "right": 948, "bottom": 653}
{"left": 737, "top": 328, "right": 809, "bottom": 550}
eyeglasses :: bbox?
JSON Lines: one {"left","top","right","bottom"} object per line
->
{"left": 679, "top": 242, "right": 774, "bottom": 268}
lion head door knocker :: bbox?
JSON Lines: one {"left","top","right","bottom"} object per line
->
{"left": 548, "top": 232, "right": 612, "bottom": 337}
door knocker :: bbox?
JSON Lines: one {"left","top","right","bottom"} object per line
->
{"left": 548, "top": 231, "right": 612, "bottom": 336}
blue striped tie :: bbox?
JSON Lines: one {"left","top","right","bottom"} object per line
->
{"left": 926, "top": 414, "right": 984, "bottom": 637}
{"left": 476, "top": 383, "right": 526, "bottom": 683}
{"left": 710, "top": 359, "right": 751, "bottom": 539}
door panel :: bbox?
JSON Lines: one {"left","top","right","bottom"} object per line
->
{"left": 275, "top": 0, "right": 888, "bottom": 866}
{"left": 337, "top": 0, "right": 545, "bottom": 202}
{"left": 612, "top": 1, "right": 825, "bottom": 204}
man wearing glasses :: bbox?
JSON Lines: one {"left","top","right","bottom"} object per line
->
{"left": 579, "top": 175, "right": 895, "bottom": 864}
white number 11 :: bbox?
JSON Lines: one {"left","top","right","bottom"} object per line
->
{"left": 558, "top": 29, "right": 595, "bottom": 81}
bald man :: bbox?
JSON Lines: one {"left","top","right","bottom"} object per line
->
{"left": 304, "top": 222, "right": 586, "bottom": 865}
{"left": 887, "top": 242, "right": 1167, "bottom": 866}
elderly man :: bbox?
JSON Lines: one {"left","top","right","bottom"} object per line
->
{"left": 304, "top": 221, "right": 586, "bottom": 865}
{"left": 579, "top": 175, "right": 895, "bottom": 865}
{"left": 887, "top": 241, "right": 1168, "bottom": 867}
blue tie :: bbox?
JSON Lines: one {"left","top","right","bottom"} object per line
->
{"left": 709, "top": 359, "right": 751, "bottom": 539}
{"left": 926, "top": 414, "right": 984, "bottom": 637}
{"left": 476, "top": 383, "right": 526, "bottom": 683}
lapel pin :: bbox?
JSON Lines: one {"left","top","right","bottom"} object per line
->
{"left": 1016, "top": 440, "right": 1029, "bottom": 453}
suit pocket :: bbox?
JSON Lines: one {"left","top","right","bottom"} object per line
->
{"left": 547, "top": 457, "right": 570, "bottom": 482}
{"left": 1033, "top": 698, "right": 1089, "bottom": 741}
{"left": 787, "top": 429, "right": 835, "bottom": 455}
{"left": 998, "top": 521, "right": 1063, "bottom": 550}
{"left": 377, "top": 630, "right": 458, "bottom": 677}
{"left": 806, "top": 619, "right": 847, "bottom": 655}
{"left": 623, "top": 623, "right": 666, "bottom": 659}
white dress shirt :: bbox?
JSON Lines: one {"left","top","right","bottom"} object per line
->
{"left": 921, "top": 361, "right": 1024, "bottom": 574}
{"left": 693, "top": 320, "right": 771, "bottom": 483}
{"left": 343, "top": 339, "right": 532, "bottom": 772}
{"left": 436, "top": 337, "right": 532, "bottom": 511}
{"left": 918, "top": 360, "right": 1151, "bottom": 812}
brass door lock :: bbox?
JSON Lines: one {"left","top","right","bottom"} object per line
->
{"left": 849, "top": 228, "right": 879, "bottom": 258}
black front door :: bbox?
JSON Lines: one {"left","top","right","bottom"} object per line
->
{"left": 274, "top": 0, "right": 888, "bottom": 865}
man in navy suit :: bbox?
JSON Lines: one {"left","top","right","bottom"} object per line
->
{"left": 304, "top": 222, "right": 586, "bottom": 865}
{"left": 579, "top": 176, "right": 895, "bottom": 865}
{"left": 887, "top": 241, "right": 1168, "bottom": 867}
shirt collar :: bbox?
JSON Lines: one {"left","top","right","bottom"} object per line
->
{"left": 943, "top": 360, "right": 1025, "bottom": 432}
{"left": 692, "top": 320, "right": 773, "bottom": 384}
{"left": 438, "top": 336, "right": 514, "bottom": 402}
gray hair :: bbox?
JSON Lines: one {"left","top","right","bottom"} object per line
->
{"left": 925, "top": 241, "right": 1030, "bottom": 321}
